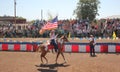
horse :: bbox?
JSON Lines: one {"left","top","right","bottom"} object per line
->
{"left": 36, "top": 35, "right": 69, "bottom": 64}
{"left": 55, "top": 35, "right": 69, "bottom": 63}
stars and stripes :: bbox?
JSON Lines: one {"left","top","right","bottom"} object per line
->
{"left": 39, "top": 16, "right": 58, "bottom": 34}
{"left": 44, "top": 16, "right": 58, "bottom": 29}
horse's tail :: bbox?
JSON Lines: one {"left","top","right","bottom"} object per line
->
{"left": 35, "top": 45, "right": 41, "bottom": 52}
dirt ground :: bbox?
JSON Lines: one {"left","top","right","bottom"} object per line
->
{"left": 0, "top": 51, "right": 120, "bottom": 72}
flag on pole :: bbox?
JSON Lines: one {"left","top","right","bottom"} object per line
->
{"left": 112, "top": 31, "right": 116, "bottom": 40}
{"left": 39, "top": 16, "right": 58, "bottom": 34}
{"left": 68, "top": 32, "right": 71, "bottom": 39}
{"left": 42, "top": 16, "right": 58, "bottom": 30}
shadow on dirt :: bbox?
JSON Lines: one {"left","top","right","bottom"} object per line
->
{"left": 35, "top": 62, "right": 70, "bottom": 72}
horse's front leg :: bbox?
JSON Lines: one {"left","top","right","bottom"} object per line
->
{"left": 60, "top": 51, "right": 66, "bottom": 63}
{"left": 43, "top": 56, "right": 48, "bottom": 64}
{"left": 55, "top": 51, "right": 60, "bottom": 63}
{"left": 40, "top": 55, "right": 43, "bottom": 64}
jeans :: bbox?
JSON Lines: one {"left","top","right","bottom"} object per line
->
{"left": 90, "top": 45, "right": 95, "bottom": 56}
{"left": 50, "top": 39, "right": 58, "bottom": 52}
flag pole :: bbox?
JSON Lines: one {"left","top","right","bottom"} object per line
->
{"left": 41, "top": 9, "right": 43, "bottom": 21}
{"left": 14, "top": 0, "right": 16, "bottom": 28}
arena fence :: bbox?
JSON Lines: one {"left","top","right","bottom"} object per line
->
{"left": 0, "top": 42, "right": 41, "bottom": 52}
{"left": 0, "top": 42, "right": 120, "bottom": 53}
{"left": 64, "top": 43, "right": 120, "bottom": 53}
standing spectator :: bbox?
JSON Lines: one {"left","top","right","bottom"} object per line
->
{"left": 89, "top": 35, "right": 96, "bottom": 57}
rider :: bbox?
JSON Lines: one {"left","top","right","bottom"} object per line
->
{"left": 49, "top": 30, "right": 58, "bottom": 53}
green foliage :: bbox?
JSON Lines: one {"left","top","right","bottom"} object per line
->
{"left": 74, "top": 0, "right": 100, "bottom": 22}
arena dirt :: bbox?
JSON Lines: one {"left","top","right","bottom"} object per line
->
{"left": 0, "top": 51, "right": 120, "bottom": 72}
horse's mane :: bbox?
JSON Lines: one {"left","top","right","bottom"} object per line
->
{"left": 62, "top": 36, "right": 69, "bottom": 42}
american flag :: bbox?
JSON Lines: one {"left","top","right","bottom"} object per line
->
{"left": 39, "top": 16, "right": 58, "bottom": 34}
{"left": 42, "top": 16, "right": 58, "bottom": 30}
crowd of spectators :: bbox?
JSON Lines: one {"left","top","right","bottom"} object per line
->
{"left": 0, "top": 23, "right": 40, "bottom": 38}
{"left": 0, "top": 18, "right": 120, "bottom": 38}
{"left": 68, "top": 18, "right": 120, "bottom": 38}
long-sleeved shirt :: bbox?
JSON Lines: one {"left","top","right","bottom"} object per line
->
{"left": 50, "top": 32, "right": 57, "bottom": 40}
{"left": 89, "top": 37, "right": 96, "bottom": 45}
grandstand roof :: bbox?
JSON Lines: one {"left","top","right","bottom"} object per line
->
{"left": 102, "top": 15, "right": 120, "bottom": 19}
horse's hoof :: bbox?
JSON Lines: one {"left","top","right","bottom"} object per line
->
{"left": 40, "top": 63, "right": 43, "bottom": 66}
{"left": 46, "top": 62, "right": 48, "bottom": 64}
{"left": 64, "top": 61, "right": 67, "bottom": 64}
{"left": 55, "top": 62, "right": 58, "bottom": 65}
{"left": 55, "top": 62, "right": 58, "bottom": 64}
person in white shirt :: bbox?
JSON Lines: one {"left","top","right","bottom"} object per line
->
{"left": 49, "top": 30, "right": 58, "bottom": 53}
{"left": 89, "top": 35, "right": 96, "bottom": 57}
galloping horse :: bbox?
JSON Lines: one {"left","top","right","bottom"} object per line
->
{"left": 37, "top": 34, "right": 69, "bottom": 64}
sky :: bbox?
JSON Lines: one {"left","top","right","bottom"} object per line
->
{"left": 0, "top": 0, "right": 120, "bottom": 21}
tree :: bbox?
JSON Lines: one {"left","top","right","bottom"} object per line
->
{"left": 74, "top": 0, "right": 100, "bottom": 22}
